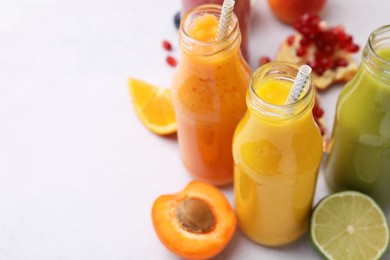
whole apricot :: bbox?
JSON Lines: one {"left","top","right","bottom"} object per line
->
{"left": 268, "top": 0, "right": 326, "bottom": 24}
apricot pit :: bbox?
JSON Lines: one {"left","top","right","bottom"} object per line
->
{"left": 176, "top": 197, "right": 215, "bottom": 233}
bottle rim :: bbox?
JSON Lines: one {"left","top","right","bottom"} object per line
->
{"left": 179, "top": 4, "right": 240, "bottom": 56}
{"left": 248, "top": 61, "right": 315, "bottom": 119}
{"left": 366, "top": 24, "right": 390, "bottom": 75}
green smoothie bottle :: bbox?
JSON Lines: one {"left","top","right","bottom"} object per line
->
{"left": 325, "top": 25, "right": 390, "bottom": 206}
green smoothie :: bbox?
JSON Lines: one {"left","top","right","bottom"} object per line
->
{"left": 325, "top": 48, "right": 390, "bottom": 206}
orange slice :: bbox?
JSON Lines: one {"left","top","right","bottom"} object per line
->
{"left": 129, "top": 78, "right": 177, "bottom": 135}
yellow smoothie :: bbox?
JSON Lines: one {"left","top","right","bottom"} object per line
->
{"left": 233, "top": 64, "right": 323, "bottom": 246}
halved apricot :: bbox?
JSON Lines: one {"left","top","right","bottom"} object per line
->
{"left": 151, "top": 180, "right": 236, "bottom": 259}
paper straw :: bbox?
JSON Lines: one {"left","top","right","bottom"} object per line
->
{"left": 216, "top": 0, "right": 235, "bottom": 41}
{"left": 285, "top": 65, "right": 312, "bottom": 105}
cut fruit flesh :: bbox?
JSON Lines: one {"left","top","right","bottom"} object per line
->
{"left": 310, "top": 191, "right": 389, "bottom": 260}
{"left": 129, "top": 78, "right": 177, "bottom": 135}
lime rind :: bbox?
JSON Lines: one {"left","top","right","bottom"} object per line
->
{"left": 310, "top": 191, "right": 389, "bottom": 260}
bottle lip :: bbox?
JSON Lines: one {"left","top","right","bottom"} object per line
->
{"left": 248, "top": 62, "right": 314, "bottom": 119}
{"left": 179, "top": 4, "right": 240, "bottom": 56}
{"left": 366, "top": 24, "right": 390, "bottom": 73}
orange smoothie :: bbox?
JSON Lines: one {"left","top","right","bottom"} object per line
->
{"left": 233, "top": 63, "right": 323, "bottom": 246}
{"left": 172, "top": 5, "right": 250, "bottom": 186}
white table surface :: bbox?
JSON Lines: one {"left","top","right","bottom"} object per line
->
{"left": 1, "top": 0, "right": 390, "bottom": 259}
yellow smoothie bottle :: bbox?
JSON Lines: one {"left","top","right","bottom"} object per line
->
{"left": 172, "top": 4, "right": 250, "bottom": 186}
{"left": 233, "top": 62, "right": 323, "bottom": 246}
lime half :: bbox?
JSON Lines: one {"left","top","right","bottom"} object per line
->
{"left": 310, "top": 191, "right": 389, "bottom": 260}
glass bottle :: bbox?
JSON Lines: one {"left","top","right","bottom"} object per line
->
{"left": 172, "top": 4, "right": 251, "bottom": 186}
{"left": 233, "top": 62, "right": 323, "bottom": 246}
{"left": 181, "top": 0, "right": 251, "bottom": 62}
{"left": 325, "top": 25, "right": 390, "bottom": 206}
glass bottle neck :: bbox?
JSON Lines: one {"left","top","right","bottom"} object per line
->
{"left": 362, "top": 25, "right": 390, "bottom": 83}
{"left": 247, "top": 62, "right": 315, "bottom": 122}
{"left": 178, "top": 4, "right": 241, "bottom": 57}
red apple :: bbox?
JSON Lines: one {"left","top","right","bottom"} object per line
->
{"left": 268, "top": 0, "right": 326, "bottom": 24}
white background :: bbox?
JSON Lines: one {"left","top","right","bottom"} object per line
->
{"left": 0, "top": 0, "right": 390, "bottom": 259}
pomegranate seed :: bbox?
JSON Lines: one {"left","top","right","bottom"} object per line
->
{"left": 332, "top": 25, "right": 345, "bottom": 35}
{"left": 258, "top": 56, "right": 271, "bottom": 66}
{"left": 339, "top": 35, "right": 353, "bottom": 48}
{"left": 347, "top": 43, "right": 360, "bottom": 53}
{"left": 334, "top": 57, "right": 348, "bottom": 67}
{"left": 293, "top": 14, "right": 320, "bottom": 36}
{"left": 323, "top": 45, "right": 333, "bottom": 55}
{"left": 314, "top": 66, "right": 325, "bottom": 76}
{"left": 312, "top": 103, "right": 324, "bottom": 118}
{"left": 315, "top": 51, "right": 333, "bottom": 69}
{"left": 322, "top": 31, "right": 337, "bottom": 47}
{"left": 308, "top": 61, "right": 317, "bottom": 70}
{"left": 296, "top": 46, "right": 307, "bottom": 57}
{"left": 300, "top": 37, "right": 310, "bottom": 46}
{"left": 322, "top": 57, "right": 333, "bottom": 69}
{"left": 162, "top": 40, "right": 172, "bottom": 51}
{"left": 166, "top": 56, "right": 177, "bottom": 67}
{"left": 287, "top": 35, "right": 295, "bottom": 46}
{"left": 344, "top": 35, "right": 353, "bottom": 44}
{"left": 308, "top": 15, "right": 321, "bottom": 27}
{"left": 315, "top": 39, "right": 326, "bottom": 51}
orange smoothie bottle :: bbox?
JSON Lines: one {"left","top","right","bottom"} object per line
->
{"left": 172, "top": 4, "right": 250, "bottom": 186}
{"left": 233, "top": 62, "right": 323, "bottom": 246}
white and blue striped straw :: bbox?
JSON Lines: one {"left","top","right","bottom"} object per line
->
{"left": 285, "top": 65, "right": 312, "bottom": 105}
{"left": 216, "top": 0, "right": 235, "bottom": 41}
